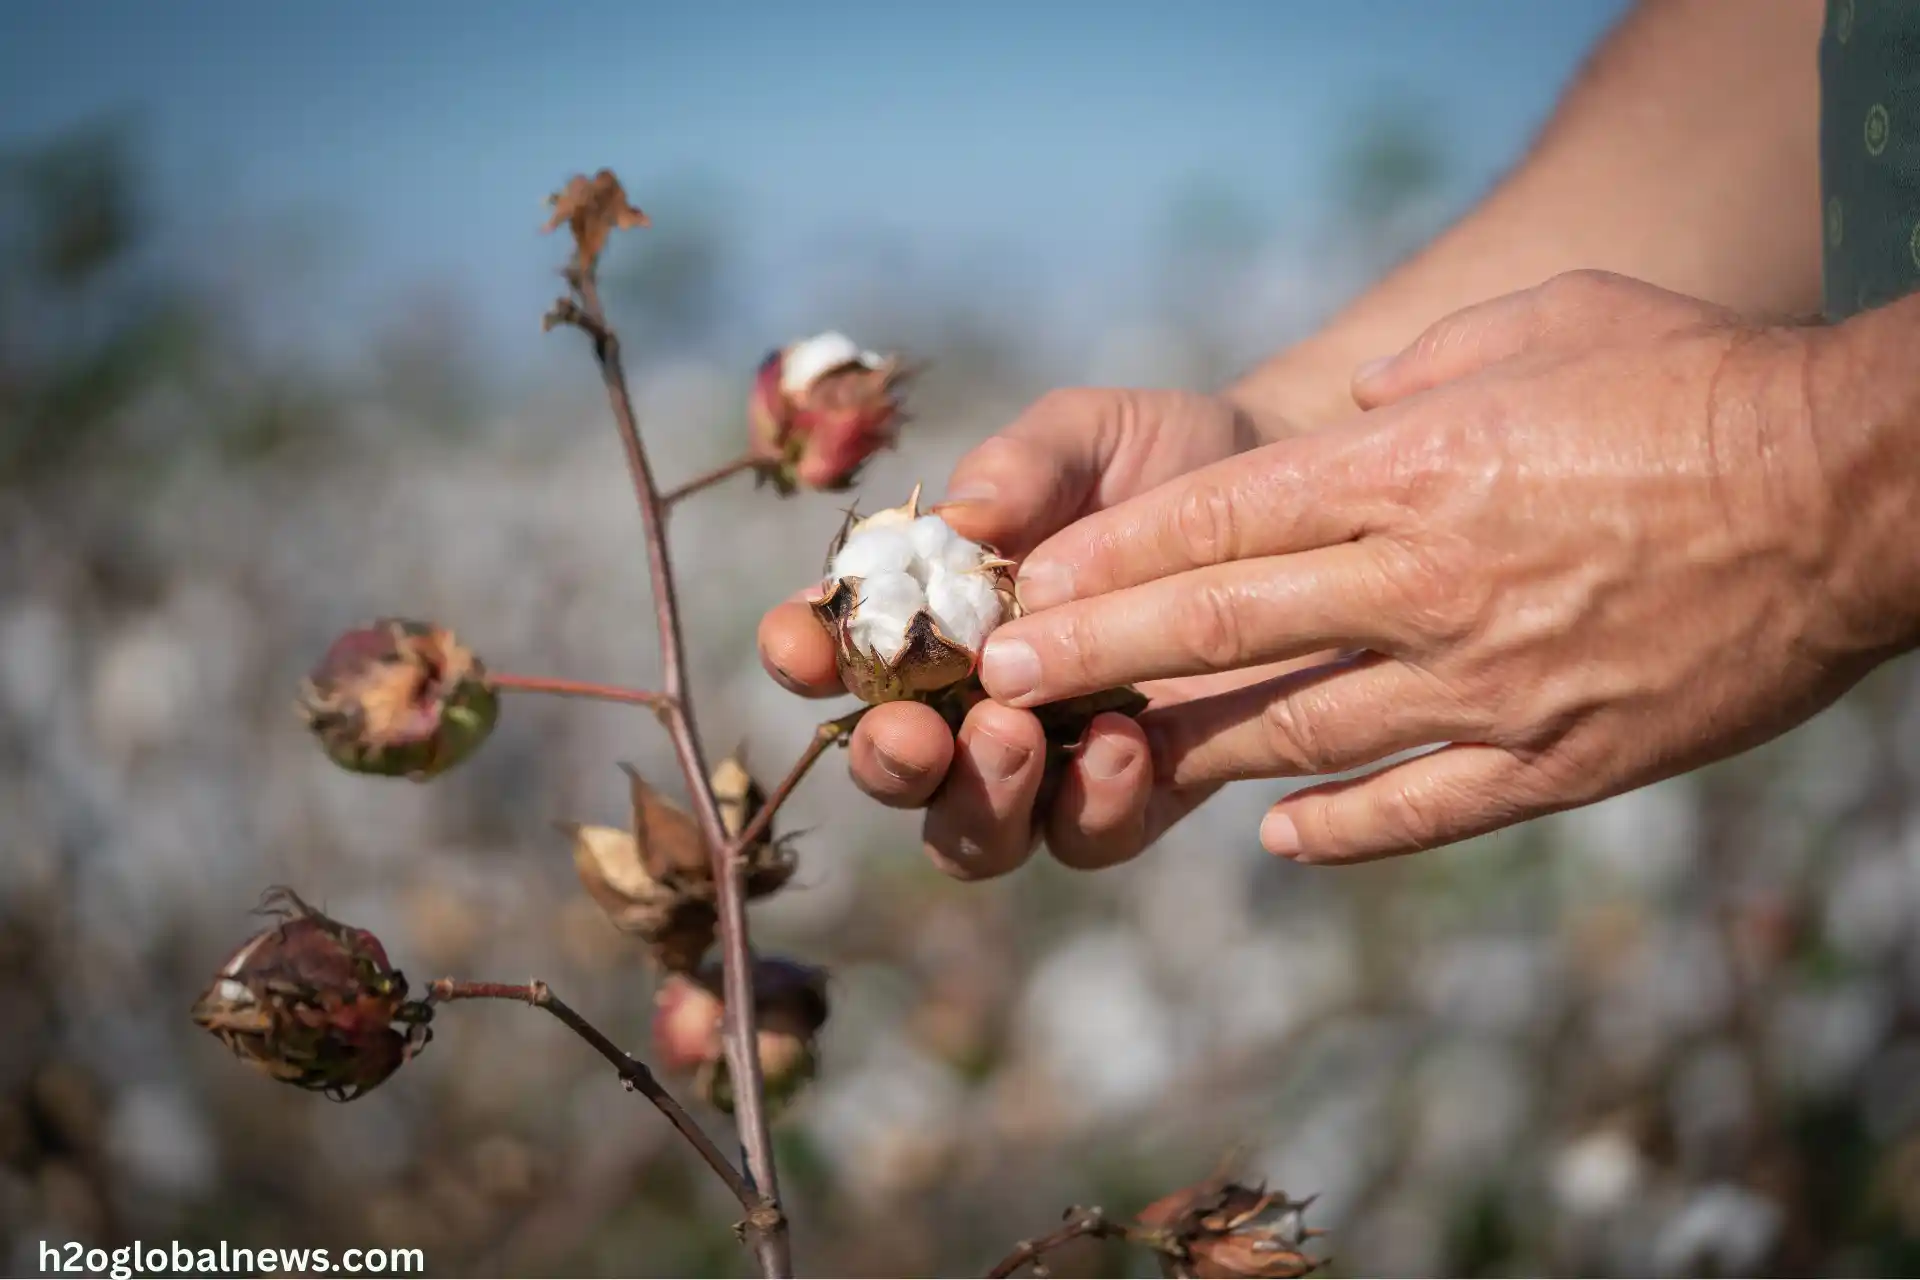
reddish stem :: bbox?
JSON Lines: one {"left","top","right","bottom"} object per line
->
{"left": 487, "top": 672, "right": 670, "bottom": 711}
{"left": 729, "top": 707, "right": 869, "bottom": 856}
{"left": 662, "top": 453, "right": 759, "bottom": 507}
{"left": 551, "top": 271, "right": 791, "bottom": 1278}
{"left": 427, "top": 979, "right": 769, "bottom": 1227}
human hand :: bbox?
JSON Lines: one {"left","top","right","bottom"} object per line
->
{"left": 756, "top": 387, "right": 1307, "bottom": 879}
{"left": 978, "top": 271, "right": 1898, "bottom": 865}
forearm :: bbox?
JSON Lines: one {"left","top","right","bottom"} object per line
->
{"left": 1234, "top": 0, "right": 1826, "bottom": 432}
{"left": 1803, "top": 291, "right": 1920, "bottom": 659}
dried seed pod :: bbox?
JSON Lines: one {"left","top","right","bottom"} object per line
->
{"left": 190, "top": 888, "right": 432, "bottom": 1101}
{"left": 297, "top": 620, "right": 498, "bottom": 781}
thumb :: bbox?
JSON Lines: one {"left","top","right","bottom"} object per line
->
{"left": 1350, "top": 269, "right": 1732, "bottom": 410}
{"left": 934, "top": 388, "right": 1236, "bottom": 560}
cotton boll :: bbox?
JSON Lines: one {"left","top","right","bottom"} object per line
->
{"left": 907, "top": 515, "right": 988, "bottom": 577}
{"left": 831, "top": 527, "right": 917, "bottom": 582}
{"left": 925, "top": 567, "right": 1004, "bottom": 653}
{"left": 779, "top": 331, "right": 880, "bottom": 395}
{"left": 848, "top": 572, "right": 926, "bottom": 662}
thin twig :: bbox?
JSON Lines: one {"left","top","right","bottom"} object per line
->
{"left": 663, "top": 453, "right": 759, "bottom": 507}
{"left": 984, "top": 1206, "right": 1137, "bottom": 1278}
{"left": 488, "top": 671, "right": 672, "bottom": 711}
{"left": 551, "top": 270, "right": 792, "bottom": 1278}
{"left": 730, "top": 707, "right": 870, "bottom": 855}
{"left": 427, "top": 979, "right": 763, "bottom": 1219}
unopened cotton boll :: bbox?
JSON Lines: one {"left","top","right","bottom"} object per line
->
{"left": 925, "top": 567, "right": 1002, "bottom": 654}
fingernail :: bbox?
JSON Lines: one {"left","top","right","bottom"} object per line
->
{"left": 969, "top": 726, "right": 1032, "bottom": 784}
{"left": 1080, "top": 734, "right": 1137, "bottom": 782}
{"left": 873, "top": 743, "right": 928, "bottom": 785}
{"left": 939, "top": 481, "right": 998, "bottom": 506}
{"left": 980, "top": 636, "right": 1040, "bottom": 703}
{"left": 1015, "top": 560, "right": 1073, "bottom": 612}
{"left": 1261, "top": 809, "right": 1302, "bottom": 857}
{"left": 1353, "top": 355, "right": 1393, "bottom": 388}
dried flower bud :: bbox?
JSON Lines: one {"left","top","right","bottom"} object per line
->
{"left": 655, "top": 958, "right": 830, "bottom": 1117}
{"left": 749, "top": 332, "right": 907, "bottom": 494}
{"left": 1137, "top": 1177, "right": 1322, "bottom": 1280}
{"left": 809, "top": 484, "right": 1018, "bottom": 704}
{"left": 190, "top": 888, "right": 432, "bottom": 1102}
{"left": 297, "top": 620, "right": 498, "bottom": 781}
{"left": 542, "top": 168, "right": 649, "bottom": 273}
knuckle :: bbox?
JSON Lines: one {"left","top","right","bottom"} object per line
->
{"left": 1169, "top": 479, "right": 1240, "bottom": 566}
{"left": 1175, "top": 582, "right": 1249, "bottom": 671}
{"left": 1052, "top": 606, "right": 1108, "bottom": 687}
{"left": 1260, "top": 688, "right": 1338, "bottom": 775}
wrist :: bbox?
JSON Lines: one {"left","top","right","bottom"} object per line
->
{"left": 1221, "top": 332, "right": 1373, "bottom": 442}
{"left": 1798, "top": 294, "right": 1920, "bottom": 658}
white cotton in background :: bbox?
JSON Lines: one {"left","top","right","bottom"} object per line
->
{"left": 924, "top": 567, "right": 1002, "bottom": 652}
{"left": 830, "top": 526, "right": 916, "bottom": 582}
{"left": 848, "top": 572, "right": 926, "bottom": 661}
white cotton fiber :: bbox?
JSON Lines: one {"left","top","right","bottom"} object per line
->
{"left": 906, "top": 515, "right": 988, "bottom": 576}
{"left": 830, "top": 526, "right": 916, "bottom": 582}
{"left": 924, "top": 566, "right": 1002, "bottom": 652}
{"left": 848, "top": 571, "right": 926, "bottom": 661}
{"left": 779, "top": 331, "right": 881, "bottom": 395}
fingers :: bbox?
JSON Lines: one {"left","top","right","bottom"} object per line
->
{"left": 921, "top": 700, "right": 1048, "bottom": 881}
{"left": 981, "top": 543, "right": 1415, "bottom": 707}
{"left": 1259, "top": 742, "right": 1541, "bottom": 865}
{"left": 848, "top": 701, "right": 954, "bottom": 808}
{"left": 1042, "top": 712, "right": 1152, "bottom": 869}
{"left": 1011, "top": 429, "right": 1388, "bottom": 611}
{"left": 934, "top": 387, "right": 1247, "bottom": 559}
{"left": 757, "top": 597, "right": 842, "bottom": 698}
{"left": 1351, "top": 270, "right": 1733, "bottom": 410}
{"left": 1144, "top": 652, "right": 1473, "bottom": 786}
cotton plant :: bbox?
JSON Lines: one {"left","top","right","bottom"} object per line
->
{"left": 187, "top": 166, "right": 1319, "bottom": 1279}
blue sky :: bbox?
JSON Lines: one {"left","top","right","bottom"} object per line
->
{"left": 3, "top": 0, "right": 1631, "bottom": 366}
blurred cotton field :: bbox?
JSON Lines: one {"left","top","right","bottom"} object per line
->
{"left": 5, "top": 48, "right": 1920, "bottom": 1280}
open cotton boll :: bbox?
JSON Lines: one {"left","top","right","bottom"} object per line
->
{"left": 847, "top": 571, "right": 927, "bottom": 662}
{"left": 906, "top": 515, "right": 989, "bottom": 576}
{"left": 829, "top": 526, "right": 917, "bottom": 582}
{"left": 778, "top": 331, "right": 882, "bottom": 396}
{"left": 924, "top": 566, "right": 1005, "bottom": 653}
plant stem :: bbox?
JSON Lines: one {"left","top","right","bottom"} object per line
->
{"left": 730, "top": 706, "right": 870, "bottom": 855}
{"left": 984, "top": 1207, "right": 1137, "bottom": 1278}
{"left": 663, "top": 454, "right": 758, "bottom": 507}
{"left": 550, "top": 271, "right": 791, "bottom": 1278}
{"left": 427, "top": 979, "right": 768, "bottom": 1224}
{"left": 487, "top": 672, "right": 671, "bottom": 710}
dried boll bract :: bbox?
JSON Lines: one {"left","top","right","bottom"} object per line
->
{"left": 566, "top": 761, "right": 796, "bottom": 973}
{"left": 749, "top": 332, "right": 908, "bottom": 494}
{"left": 190, "top": 888, "right": 433, "bottom": 1102}
{"left": 1136, "top": 1177, "right": 1323, "bottom": 1279}
{"left": 297, "top": 619, "right": 499, "bottom": 781}
{"left": 810, "top": 485, "right": 1018, "bottom": 704}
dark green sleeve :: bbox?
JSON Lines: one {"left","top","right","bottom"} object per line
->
{"left": 1821, "top": 0, "right": 1920, "bottom": 320}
